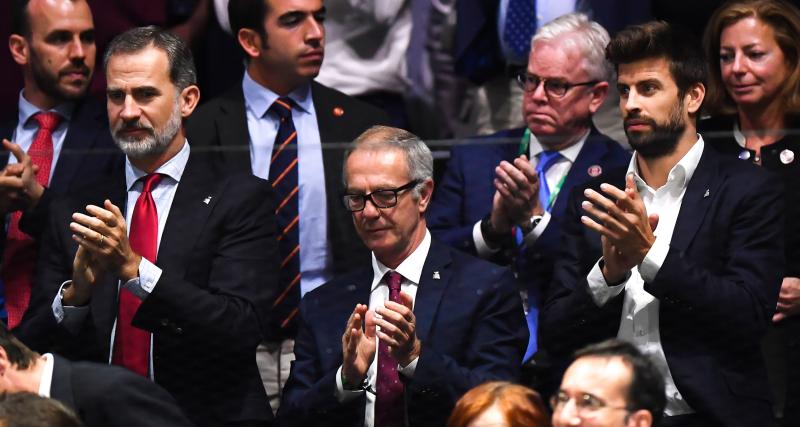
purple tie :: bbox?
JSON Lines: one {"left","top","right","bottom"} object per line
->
{"left": 375, "top": 271, "right": 406, "bottom": 427}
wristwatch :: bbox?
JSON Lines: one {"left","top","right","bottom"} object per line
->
{"left": 518, "top": 215, "right": 543, "bottom": 236}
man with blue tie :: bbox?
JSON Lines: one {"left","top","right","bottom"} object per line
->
{"left": 429, "top": 13, "right": 630, "bottom": 366}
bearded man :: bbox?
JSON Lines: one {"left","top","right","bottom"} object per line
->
{"left": 17, "top": 27, "right": 280, "bottom": 427}
{"left": 540, "top": 21, "right": 784, "bottom": 427}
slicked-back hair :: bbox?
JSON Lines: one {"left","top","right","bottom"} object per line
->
{"left": 606, "top": 21, "right": 707, "bottom": 99}
{"left": 0, "top": 393, "right": 82, "bottom": 427}
{"left": 228, "top": 0, "right": 270, "bottom": 58}
{"left": 532, "top": 12, "right": 613, "bottom": 82}
{"left": 574, "top": 340, "right": 666, "bottom": 426}
{"left": 343, "top": 126, "right": 434, "bottom": 199}
{"left": 0, "top": 322, "right": 39, "bottom": 370}
{"left": 103, "top": 26, "right": 197, "bottom": 92}
{"left": 703, "top": 0, "right": 800, "bottom": 115}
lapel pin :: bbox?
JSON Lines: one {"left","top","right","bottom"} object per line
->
{"left": 587, "top": 165, "right": 602, "bottom": 177}
{"left": 203, "top": 196, "right": 212, "bottom": 205}
{"left": 333, "top": 107, "right": 344, "bottom": 117}
{"left": 432, "top": 271, "right": 440, "bottom": 280}
{"left": 703, "top": 189, "right": 710, "bottom": 198}
{"left": 780, "top": 149, "right": 795, "bottom": 164}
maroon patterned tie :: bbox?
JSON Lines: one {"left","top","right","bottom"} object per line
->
{"left": 375, "top": 271, "right": 406, "bottom": 427}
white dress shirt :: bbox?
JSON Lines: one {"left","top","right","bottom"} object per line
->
{"left": 334, "top": 230, "right": 431, "bottom": 427}
{"left": 473, "top": 130, "right": 587, "bottom": 256}
{"left": 242, "top": 71, "right": 331, "bottom": 296}
{"left": 37, "top": 353, "right": 55, "bottom": 398}
{"left": 586, "top": 136, "right": 706, "bottom": 416}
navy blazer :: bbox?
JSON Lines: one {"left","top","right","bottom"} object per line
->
{"left": 277, "top": 239, "right": 528, "bottom": 427}
{"left": 540, "top": 145, "right": 784, "bottom": 426}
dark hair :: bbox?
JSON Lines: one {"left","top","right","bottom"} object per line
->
{"left": 446, "top": 382, "right": 551, "bottom": 427}
{"left": 0, "top": 322, "right": 39, "bottom": 370}
{"left": 703, "top": 0, "right": 800, "bottom": 115}
{"left": 103, "top": 26, "right": 197, "bottom": 91}
{"left": 228, "top": 0, "right": 270, "bottom": 58}
{"left": 9, "top": 0, "right": 30, "bottom": 37}
{"left": 0, "top": 393, "right": 82, "bottom": 427}
{"left": 606, "top": 21, "right": 707, "bottom": 99}
{"left": 574, "top": 340, "right": 666, "bottom": 425}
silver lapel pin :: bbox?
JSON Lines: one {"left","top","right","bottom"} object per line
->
{"left": 203, "top": 196, "right": 212, "bottom": 205}
{"left": 703, "top": 189, "right": 710, "bottom": 198}
{"left": 432, "top": 271, "right": 440, "bottom": 280}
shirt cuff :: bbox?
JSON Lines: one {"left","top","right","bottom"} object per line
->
{"left": 398, "top": 356, "right": 419, "bottom": 378}
{"left": 52, "top": 281, "right": 90, "bottom": 334}
{"left": 522, "top": 212, "right": 551, "bottom": 247}
{"left": 473, "top": 220, "right": 500, "bottom": 258}
{"left": 638, "top": 236, "right": 669, "bottom": 283}
{"left": 121, "top": 258, "right": 162, "bottom": 300}
{"left": 586, "top": 259, "right": 628, "bottom": 307}
{"left": 335, "top": 365, "right": 365, "bottom": 403}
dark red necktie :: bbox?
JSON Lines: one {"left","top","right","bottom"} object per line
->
{"left": 2, "top": 111, "right": 61, "bottom": 328}
{"left": 112, "top": 173, "right": 162, "bottom": 376}
{"left": 375, "top": 271, "right": 406, "bottom": 427}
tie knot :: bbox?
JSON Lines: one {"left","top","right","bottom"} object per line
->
{"left": 386, "top": 271, "right": 402, "bottom": 294}
{"left": 32, "top": 112, "right": 63, "bottom": 133}
{"left": 537, "top": 150, "right": 562, "bottom": 174}
{"left": 269, "top": 97, "right": 293, "bottom": 121}
{"left": 140, "top": 173, "right": 163, "bottom": 193}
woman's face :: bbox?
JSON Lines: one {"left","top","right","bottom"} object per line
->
{"left": 719, "top": 17, "right": 790, "bottom": 109}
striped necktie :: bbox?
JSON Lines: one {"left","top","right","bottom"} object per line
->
{"left": 268, "top": 97, "right": 301, "bottom": 338}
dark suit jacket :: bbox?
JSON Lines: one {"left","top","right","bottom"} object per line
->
{"left": 540, "top": 145, "right": 784, "bottom": 426}
{"left": 49, "top": 354, "right": 193, "bottom": 427}
{"left": 277, "top": 239, "right": 528, "bottom": 427}
{"left": 19, "top": 152, "right": 278, "bottom": 427}
{"left": 186, "top": 81, "right": 390, "bottom": 284}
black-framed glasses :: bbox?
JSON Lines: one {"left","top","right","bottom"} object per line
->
{"left": 516, "top": 73, "right": 600, "bottom": 97}
{"left": 549, "top": 391, "right": 629, "bottom": 416}
{"left": 342, "top": 180, "right": 420, "bottom": 212}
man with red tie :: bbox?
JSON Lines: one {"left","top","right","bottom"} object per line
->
{"left": 0, "top": 0, "right": 119, "bottom": 330}
{"left": 278, "top": 126, "right": 528, "bottom": 427}
{"left": 20, "top": 27, "right": 279, "bottom": 427}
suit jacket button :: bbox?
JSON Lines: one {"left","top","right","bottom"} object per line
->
{"left": 160, "top": 318, "right": 169, "bottom": 327}
{"left": 175, "top": 327, "right": 183, "bottom": 335}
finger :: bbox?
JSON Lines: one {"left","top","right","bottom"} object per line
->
{"left": 86, "top": 204, "right": 119, "bottom": 228}
{"left": 2, "top": 139, "right": 26, "bottom": 164}
{"left": 364, "top": 309, "right": 377, "bottom": 338}
{"left": 105, "top": 199, "right": 126, "bottom": 224}
{"left": 580, "top": 215, "right": 622, "bottom": 241}
{"left": 581, "top": 200, "right": 627, "bottom": 234}
{"left": 773, "top": 312, "right": 786, "bottom": 323}
{"left": 376, "top": 330, "right": 400, "bottom": 348}
{"left": 374, "top": 317, "right": 401, "bottom": 337}
{"left": 512, "top": 156, "right": 538, "bottom": 181}
{"left": 499, "top": 160, "right": 533, "bottom": 190}
{"left": 585, "top": 188, "right": 637, "bottom": 227}
{"left": 0, "top": 175, "right": 24, "bottom": 190}
{"left": 71, "top": 214, "right": 112, "bottom": 240}
{"left": 648, "top": 213, "right": 659, "bottom": 231}
{"left": 494, "top": 178, "right": 514, "bottom": 200}
{"left": 383, "top": 300, "right": 414, "bottom": 324}
{"left": 1, "top": 163, "right": 24, "bottom": 177}
{"left": 494, "top": 163, "right": 522, "bottom": 194}
{"left": 398, "top": 292, "right": 414, "bottom": 311}
{"left": 598, "top": 183, "right": 628, "bottom": 203}
{"left": 71, "top": 233, "right": 105, "bottom": 254}
{"left": 375, "top": 305, "right": 406, "bottom": 325}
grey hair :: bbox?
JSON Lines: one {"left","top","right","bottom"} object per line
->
{"left": 343, "top": 126, "right": 433, "bottom": 199}
{"left": 531, "top": 13, "right": 613, "bottom": 82}
{"left": 103, "top": 26, "right": 197, "bottom": 91}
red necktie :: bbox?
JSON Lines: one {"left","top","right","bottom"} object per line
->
{"left": 375, "top": 271, "right": 406, "bottom": 427}
{"left": 2, "top": 111, "right": 61, "bottom": 328}
{"left": 112, "top": 173, "right": 162, "bottom": 376}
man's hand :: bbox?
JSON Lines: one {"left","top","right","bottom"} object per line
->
{"left": 70, "top": 199, "right": 141, "bottom": 281}
{"left": 375, "top": 292, "right": 421, "bottom": 367}
{"left": 489, "top": 155, "right": 543, "bottom": 234}
{"left": 0, "top": 139, "right": 44, "bottom": 213}
{"left": 774, "top": 277, "right": 800, "bottom": 322}
{"left": 580, "top": 174, "right": 658, "bottom": 283}
{"left": 341, "top": 304, "right": 377, "bottom": 387}
{"left": 63, "top": 245, "right": 103, "bottom": 306}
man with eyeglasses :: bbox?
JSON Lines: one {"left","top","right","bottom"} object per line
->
{"left": 553, "top": 339, "right": 666, "bottom": 427}
{"left": 278, "top": 125, "right": 528, "bottom": 427}
{"left": 428, "top": 12, "right": 629, "bottom": 370}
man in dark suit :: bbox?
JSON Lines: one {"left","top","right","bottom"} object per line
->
{"left": 278, "top": 126, "right": 528, "bottom": 427}
{"left": 19, "top": 27, "right": 277, "bottom": 427}
{"left": 0, "top": 0, "right": 119, "bottom": 329}
{"left": 540, "top": 22, "right": 783, "bottom": 427}
{"left": 429, "top": 13, "right": 630, "bottom": 363}
{"left": 185, "top": 0, "right": 390, "bottom": 409}
{"left": 0, "top": 324, "right": 192, "bottom": 427}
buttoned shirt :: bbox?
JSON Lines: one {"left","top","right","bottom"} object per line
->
{"left": 242, "top": 71, "right": 331, "bottom": 296}
{"left": 586, "top": 136, "right": 706, "bottom": 416}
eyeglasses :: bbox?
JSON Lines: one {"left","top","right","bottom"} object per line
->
{"left": 342, "top": 180, "right": 419, "bottom": 212}
{"left": 550, "top": 391, "right": 629, "bottom": 416}
{"left": 516, "top": 73, "right": 600, "bottom": 97}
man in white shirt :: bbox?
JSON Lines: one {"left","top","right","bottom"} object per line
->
{"left": 278, "top": 126, "right": 527, "bottom": 427}
{"left": 540, "top": 21, "right": 784, "bottom": 427}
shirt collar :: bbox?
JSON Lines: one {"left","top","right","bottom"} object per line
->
{"left": 125, "top": 139, "right": 191, "bottom": 191}
{"left": 627, "top": 134, "right": 705, "bottom": 192}
{"left": 528, "top": 129, "right": 588, "bottom": 163}
{"left": 370, "top": 229, "right": 432, "bottom": 291}
{"left": 18, "top": 90, "right": 75, "bottom": 126}
{"left": 732, "top": 120, "right": 747, "bottom": 148}
{"left": 242, "top": 71, "right": 312, "bottom": 117}
{"left": 37, "top": 353, "right": 55, "bottom": 398}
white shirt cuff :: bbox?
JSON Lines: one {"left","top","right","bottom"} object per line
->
{"left": 398, "top": 356, "right": 419, "bottom": 378}
{"left": 121, "top": 258, "right": 162, "bottom": 300}
{"left": 638, "top": 236, "right": 669, "bottom": 283}
{"left": 522, "top": 212, "right": 551, "bottom": 247}
{"left": 52, "top": 281, "right": 90, "bottom": 334}
{"left": 335, "top": 365, "right": 365, "bottom": 403}
{"left": 473, "top": 220, "right": 500, "bottom": 258}
{"left": 586, "top": 260, "right": 628, "bottom": 307}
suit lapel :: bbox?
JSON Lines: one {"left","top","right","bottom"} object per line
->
{"left": 50, "top": 100, "right": 105, "bottom": 193}
{"left": 670, "top": 145, "right": 721, "bottom": 252}
{"left": 413, "top": 241, "right": 453, "bottom": 343}
{"left": 216, "top": 87, "right": 252, "bottom": 172}
{"left": 551, "top": 128, "right": 608, "bottom": 218}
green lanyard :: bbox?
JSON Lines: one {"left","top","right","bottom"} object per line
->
{"left": 519, "top": 128, "right": 567, "bottom": 210}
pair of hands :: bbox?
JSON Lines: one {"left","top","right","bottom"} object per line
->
{"left": 580, "top": 174, "right": 659, "bottom": 284}
{"left": 63, "top": 200, "right": 141, "bottom": 306}
{"left": 490, "top": 155, "right": 544, "bottom": 235}
{"left": 0, "top": 139, "right": 45, "bottom": 214}
{"left": 341, "top": 292, "right": 420, "bottom": 387}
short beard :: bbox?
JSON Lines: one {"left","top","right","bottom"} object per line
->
{"left": 30, "top": 47, "right": 90, "bottom": 102}
{"left": 625, "top": 101, "right": 686, "bottom": 159}
{"left": 113, "top": 99, "right": 182, "bottom": 159}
